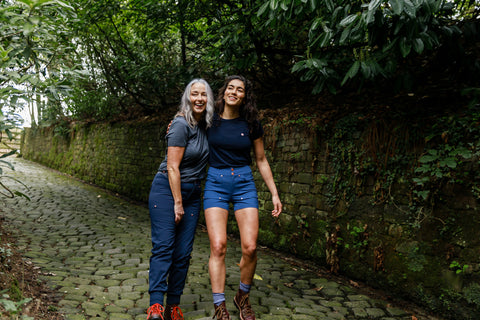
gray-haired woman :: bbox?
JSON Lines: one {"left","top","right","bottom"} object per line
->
{"left": 147, "top": 79, "right": 214, "bottom": 320}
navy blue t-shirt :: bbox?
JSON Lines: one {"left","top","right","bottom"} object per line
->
{"left": 207, "top": 114, "right": 263, "bottom": 168}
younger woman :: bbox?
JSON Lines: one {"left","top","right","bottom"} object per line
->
{"left": 203, "top": 75, "right": 282, "bottom": 320}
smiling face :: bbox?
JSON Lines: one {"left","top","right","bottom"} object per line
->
{"left": 223, "top": 79, "right": 245, "bottom": 108}
{"left": 190, "top": 82, "right": 207, "bottom": 120}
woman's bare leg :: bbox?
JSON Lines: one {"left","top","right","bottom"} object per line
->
{"left": 205, "top": 207, "right": 229, "bottom": 293}
{"left": 234, "top": 207, "right": 259, "bottom": 285}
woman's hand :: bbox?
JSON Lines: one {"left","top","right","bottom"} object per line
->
{"left": 271, "top": 194, "right": 282, "bottom": 217}
{"left": 174, "top": 203, "right": 184, "bottom": 224}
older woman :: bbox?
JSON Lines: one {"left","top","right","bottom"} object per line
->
{"left": 147, "top": 79, "right": 214, "bottom": 320}
{"left": 203, "top": 75, "right": 282, "bottom": 320}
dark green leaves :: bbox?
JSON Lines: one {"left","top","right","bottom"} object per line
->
{"left": 258, "top": 0, "right": 471, "bottom": 93}
{"left": 2, "top": 0, "right": 474, "bottom": 124}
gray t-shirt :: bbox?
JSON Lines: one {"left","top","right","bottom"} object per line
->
{"left": 158, "top": 116, "right": 209, "bottom": 183}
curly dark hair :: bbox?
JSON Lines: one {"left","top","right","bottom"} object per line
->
{"left": 215, "top": 75, "right": 259, "bottom": 133}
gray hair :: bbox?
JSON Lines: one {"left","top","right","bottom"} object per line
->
{"left": 176, "top": 78, "right": 214, "bottom": 128}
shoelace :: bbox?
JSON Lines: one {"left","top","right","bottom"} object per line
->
{"left": 171, "top": 305, "right": 184, "bottom": 320}
{"left": 147, "top": 303, "right": 164, "bottom": 320}
{"left": 213, "top": 303, "right": 229, "bottom": 320}
{"left": 237, "top": 294, "right": 255, "bottom": 317}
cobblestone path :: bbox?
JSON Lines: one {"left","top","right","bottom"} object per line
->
{"left": 1, "top": 158, "right": 442, "bottom": 320}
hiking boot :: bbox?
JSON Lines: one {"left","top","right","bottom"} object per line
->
{"left": 213, "top": 301, "right": 231, "bottom": 320}
{"left": 164, "top": 304, "right": 184, "bottom": 320}
{"left": 147, "top": 303, "right": 164, "bottom": 320}
{"left": 233, "top": 290, "right": 256, "bottom": 320}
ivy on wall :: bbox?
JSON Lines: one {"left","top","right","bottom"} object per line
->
{"left": 325, "top": 103, "right": 480, "bottom": 228}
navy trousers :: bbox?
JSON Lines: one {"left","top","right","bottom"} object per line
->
{"left": 148, "top": 172, "right": 201, "bottom": 306}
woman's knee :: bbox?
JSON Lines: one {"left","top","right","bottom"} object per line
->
{"left": 210, "top": 240, "right": 227, "bottom": 258}
{"left": 242, "top": 243, "right": 257, "bottom": 259}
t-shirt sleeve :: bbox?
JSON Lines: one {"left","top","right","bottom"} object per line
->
{"left": 166, "top": 117, "right": 189, "bottom": 147}
{"left": 251, "top": 120, "right": 264, "bottom": 141}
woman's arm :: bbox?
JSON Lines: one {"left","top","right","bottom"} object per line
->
{"left": 253, "top": 137, "right": 282, "bottom": 217}
{"left": 167, "top": 146, "right": 185, "bottom": 224}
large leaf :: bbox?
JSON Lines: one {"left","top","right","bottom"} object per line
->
{"left": 324, "top": 0, "right": 334, "bottom": 12}
{"left": 340, "top": 14, "right": 358, "bottom": 27}
{"left": 403, "top": 0, "right": 416, "bottom": 18}
{"left": 23, "top": 21, "right": 35, "bottom": 36}
{"left": 341, "top": 60, "right": 360, "bottom": 86}
{"left": 439, "top": 158, "right": 457, "bottom": 169}
{"left": 399, "top": 37, "right": 412, "bottom": 57}
{"left": 389, "top": 0, "right": 404, "bottom": 15}
{"left": 368, "top": 0, "right": 382, "bottom": 11}
{"left": 257, "top": 1, "right": 270, "bottom": 16}
{"left": 413, "top": 38, "right": 424, "bottom": 53}
{"left": 269, "top": 0, "right": 279, "bottom": 10}
{"left": 339, "top": 27, "right": 351, "bottom": 44}
{"left": 365, "top": 8, "right": 376, "bottom": 25}
{"left": 360, "top": 61, "right": 372, "bottom": 78}
{"left": 419, "top": 155, "right": 437, "bottom": 163}
{"left": 292, "top": 60, "right": 307, "bottom": 73}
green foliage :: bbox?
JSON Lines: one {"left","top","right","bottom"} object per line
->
{"left": 295, "top": 213, "right": 309, "bottom": 228}
{"left": 259, "top": 0, "right": 479, "bottom": 93}
{"left": 449, "top": 260, "right": 469, "bottom": 274}
{"left": 407, "top": 246, "right": 427, "bottom": 272}
{"left": 64, "top": 0, "right": 222, "bottom": 120}
{"left": 326, "top": 113, "right": 366, "bottom": 207}
{"left": 413, "top": 145, "right": 474, "bottom": 202}
{"left": 347, "top": 223, "right": 368, "bottom": 250}
{"left": 0, "top": 289, "right": 32, "bottom": 319}
{"left": 340, "top": 222, "right": 369, "bottom": 256}
{"left": 411, "top": 104, "right": 480, "bottom": 209}
{"left": 0, "top": 243, "right": 13, "bottom": 268}
{"left": 0, "top": 0, "right": 81, "bottom": 126}
{"left": 52, "top": 118, "right": 71, "bottom": 139}
{"left": 3, "top": 0, "right": 478, "bottom": 122}
{"left": 463, "top": 283, "right": 480, "bottom": 306}
{"left": 0, "top": 109, "right": 30, "bottom": 199}
{"left": 323, "top": 102, "right": 480, "bottom": 228}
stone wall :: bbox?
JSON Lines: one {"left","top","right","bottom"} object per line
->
{"left": 21, "top": 120, "right": 166, "bottom": 202}
{"left": 1, "top": 128, "right": 22, "bottom": 154}
{"left": 21, "top": 117, "right": 480, "bottom": 319}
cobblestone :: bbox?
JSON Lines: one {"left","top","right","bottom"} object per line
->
{"left": 1, "top": 158, "right": 442, "bottom": 320}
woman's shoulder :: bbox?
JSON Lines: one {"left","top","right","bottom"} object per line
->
{"left": 172, "top": 115, "right": 188, "bottom": 126}
{"left": 167, "top": 116, "right": 190, "bottom": 137}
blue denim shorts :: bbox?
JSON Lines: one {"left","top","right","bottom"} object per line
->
{"left": 203, "top": 166, "right": 258, "bottom": 211}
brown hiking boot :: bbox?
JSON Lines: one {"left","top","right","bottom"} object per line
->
{"left": 233, "top": 290, "right": 256, "bottom": 320}
{"left": 213, "top": 301, "right": 231, "bottom": 320}
{"left": 164, "top": 304, "right": 184, "bottom": 320}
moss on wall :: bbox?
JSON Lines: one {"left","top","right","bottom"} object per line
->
{"left": 22, "top": 120, "right": 165, "bottom": 203}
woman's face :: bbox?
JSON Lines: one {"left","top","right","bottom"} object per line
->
{"left": 190, "top": 82, "right": 207, "bottom": 119}
{"left": 223, "top": 79, "right": 245, "bottom": 108}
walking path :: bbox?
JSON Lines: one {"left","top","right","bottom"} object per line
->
{"left": 1, "top": 158, "right": 441, "bottom": 320}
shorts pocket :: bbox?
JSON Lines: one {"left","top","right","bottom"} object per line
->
{"left": 236, "top": 171, "right": 253, "bottom": 183}
{"left": 205, "top": 172, "right": 223, "bottom": 189}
